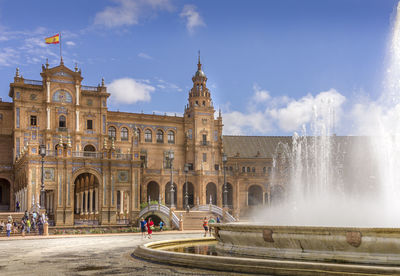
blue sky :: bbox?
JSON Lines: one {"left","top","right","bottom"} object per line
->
{"left": 0, "top": 0, "right": 398, "bottom": 135}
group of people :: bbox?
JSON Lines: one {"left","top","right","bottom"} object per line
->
{"left": 203, "top": 216, "right": 220, "bottom": 237}
{"left": 0, "top": 210, "right": 48, "bottom": 237}
{"left": 140, "top": 217, "right": 164, "bottom": 239}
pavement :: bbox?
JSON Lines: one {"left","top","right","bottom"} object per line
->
{"left": 0, "top": 231, "right": 252, "bottom": 276}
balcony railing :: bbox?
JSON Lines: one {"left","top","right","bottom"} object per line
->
{"left": 116, "top": 153, "right": 132, "bottom": 160}
{"left": 81, "top": 85, "right": 98, "bottom": 92}
{"left": 24, "top": 79, "right": 43, "bottom": 86}
{"left": 201, "top": 141, "right": 210, "bottom": 146}
{"left": 72, "top": 151, "right": 103, "bottom": 158}
{"left": 57, "top": 127, "right": 68, "bottom": 132}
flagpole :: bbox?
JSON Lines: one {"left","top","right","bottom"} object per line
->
{"left": 60, "top": 32, "right": 62, "bottom": 62}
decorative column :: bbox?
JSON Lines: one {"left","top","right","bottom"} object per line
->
{"left": 46, "top": 81, "right": 50, "bottom": 103}
{"left": 46, "top": 107, "right": 51, "bottom": 130}
{"left": 80, "top": 191, "right": 83, "bottom": 215}
{"left": 75, "top": 84, "right": 80, "bottom": 106}
{"left": 88, "top": 189, "right": 92, "bottom": 214}
{"left": 95, "top": 188, "right": 98, "bottom": 214}
{"left": 84, "top": 191, "right": 88, "bottom": 214}
{"left": 75, "top": 110, "right": 80, "bottom": 132}
{"left": 120, "top": 190, "right": 124, "bottom": 214}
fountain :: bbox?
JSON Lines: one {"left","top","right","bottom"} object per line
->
{"left": 134, "top": 2, "right": 400, "bottom": 274}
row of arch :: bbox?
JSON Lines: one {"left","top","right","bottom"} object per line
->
{"left": 145, "top": 181, "right": 285, "bottom": 208}
{"left": 108, "top": 126, "right": 175, "bottom": 144}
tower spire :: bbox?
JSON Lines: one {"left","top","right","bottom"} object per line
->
{"left": 198, "top": 50, "right": 201, "bottom": 70}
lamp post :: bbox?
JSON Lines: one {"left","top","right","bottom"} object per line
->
{"left": 39, "top": 144, "right": 46, "bottom": 210}
{"left": 184, "top": 163, "right": 189, "bottom": 211}
{"left": 169, "top": 150, "right": 175, "bottom": 208}
{"left": 223, "top": 153, "right": 228, "bottom": 208}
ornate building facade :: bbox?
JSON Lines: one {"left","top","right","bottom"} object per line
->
{"left": 0, "top": 58, "right": 285, "bottom": 225}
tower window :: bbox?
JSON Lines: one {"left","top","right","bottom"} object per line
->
{"left": 203, "top": 153, "right": 207, "bottom": 162}
{"left": 30, "top": 115, "right": 37, "bottom": 126}
{"left": 202, "top": 134, "right": 207, "bottom": 145}
{"left": 59, "top": 115, "right": 66, "bottom": 128}
{"left": 87, "top": 119, "right": 93, "bottom": 130}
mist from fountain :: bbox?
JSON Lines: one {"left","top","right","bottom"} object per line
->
{"left": 257, "top": 2, "right": 400, "bottom": 227}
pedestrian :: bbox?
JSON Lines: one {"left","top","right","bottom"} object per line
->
{"left": 208, "top": 217, "right": 215, "bottom": 236}
{"left": 0, "top": 220, "right": 4, "bottom": 233}
{"left": 24, "top": 210, "right": 28, "bottom": 220}
{"left": 38, "top": 217, "right": 43, "bottom": 235}
{"left": 12, "top": 221, "right": 17, "bottom": 234}
{"left": 216, "top": 216, "right": 220, "bottom": 223}
{"left": 202, "top": 217, "right": 208, "bottom": 237}
{"left": 6, "top": 221, "right": 11, "bottom": 237}
{"left": 159, "top": 221, "right": 164, "bottom": 232}
{"left": 140, "top": 218, "right": 147, "bottom": 239}
{"left": 147, "top": 218, "right": 154, "bottom": 239}
{"left": 16, "top": 201, "right": 20, "bottom": 212}
{"left": 26, "top": 218, "right": 31, "bottom": 234}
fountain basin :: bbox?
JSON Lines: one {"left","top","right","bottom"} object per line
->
{"left": 133, "top": 236, "right": 400, "bottom": 275}
{"left": 213, "top": 223, "right": 400, "bottom": 265}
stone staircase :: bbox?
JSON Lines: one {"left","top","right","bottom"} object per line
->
{"left": 0, "top": 212, "right": 24, "bottom": 223}
{"left": 174, "top": 210, "right": 214, "bottom": 230}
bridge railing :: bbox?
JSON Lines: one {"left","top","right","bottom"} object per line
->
{"left": 138, "top": 203, "right": 180, "bottom": 229}
{"left": 191, "top": 204, "right": 236, "bottom": 222}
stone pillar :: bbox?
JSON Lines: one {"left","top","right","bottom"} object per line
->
{"left": 75, "top": 84, "right": 80, "bottom": 106}
{"left": 95, "top": 188, "right": 98, "bottom": 214}
{"left": 80, "top": 191, "right": 83, "bottom": 215}
{"left": 46, "top": 81, "right": 50, "bottom": 103}
{"left": 46, "top": 107, "right": 50, "bottom": 130}
{"left": 84, "top": 191, "right": 88, "bottom": 214}
{"left": 120, "top": 190, "right": 124, "bottom": 214}
{"left": 75, "top": 110, "right": 80, "bottom": 132}
{"left": 126, "top": 192, "right": 129, "bottom": 214}
{"left": 88, "top": 189, "right": 92, "bottom": 214}
{"left": 76, "top": 191, "right": 80, "bottom": 214}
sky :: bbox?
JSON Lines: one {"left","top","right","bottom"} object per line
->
{"left": 0, "top": 0, "right": 398, "bottom": 136}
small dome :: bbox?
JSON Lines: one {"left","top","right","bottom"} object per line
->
{"left": 195, "top": 70, "right": 206, "bottom": 77}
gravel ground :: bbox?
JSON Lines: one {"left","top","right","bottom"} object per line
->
{"left": 0, "top": 231, "right": 253, "bottom": 276}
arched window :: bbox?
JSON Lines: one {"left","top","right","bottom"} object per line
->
{"left": 168, "top": 131, "right": 175, "bottom": 144}
{"left": 145, "top": 129, "right": 152, "bottom": 142}
{"left": 108, "top": 126, "right": 116, "bottom": 138}
{"left": 121, "top": 127, "right": 129, "bottom": 141}
{"left": 59, "top": 115, "right": 66, "bottom": 128}
{"left": 156, "top": 130, "right": 163, "bottom": 143}
{"left": 137, "top": 128, "right": 141, "bottom": 142}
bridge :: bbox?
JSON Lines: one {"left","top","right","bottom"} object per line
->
{"left": 138, "top": 203, "right": 236, "bottom": 230}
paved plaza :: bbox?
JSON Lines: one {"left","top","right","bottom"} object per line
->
{"left": 0, "top": 232, "right": 252, "bottom": 276}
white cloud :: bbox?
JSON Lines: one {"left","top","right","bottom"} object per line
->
{"left": 108, "top": 78, "right": 155, "bottom": 104}
{"left": 222, "top": 85, "right": 346, "bottom": 135}
{"left": 180, "top": 5, "right": 205, "bottom": 34}
{"left": 0, "top": 48, "right": 19, "bottom": 66}
{"left": 66, "top": 41, "right": 76, "bottom": 47}
{"left": 223, "top": 111, "right": 273, "bottom": 135}
{"left": 94, "top": 0, "right": 172, "bottom": 28}
{"left": 155, "top": 78, "right": 182, "bottom": 92}
{"left": 138, "top": 52, "right": 153, "bottom": 59}
{"left": 269, "top": 89, "right": 345, "bottom": 132}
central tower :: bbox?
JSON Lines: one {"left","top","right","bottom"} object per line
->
{"left": 184, "top": 54, "right": 223, "bottom": 206}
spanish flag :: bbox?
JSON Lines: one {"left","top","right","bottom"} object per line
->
{"left": 45, "top": 34, "right": 60, "bottom": 44}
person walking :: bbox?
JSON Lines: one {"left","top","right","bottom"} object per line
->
{"left": 140, "top": 218, "right": 147, "bottom": 239}
{"left": 6, "top": 221, "right": 12, "bottom": 237}
{"left": 147, "top": 218, "right": 154, "bottom": 239}
{"left": 159, "top": 221, "right": 164, "bottom": 231}
{"left": 202, "top": 217, "right": 209, "bottom": 237}
{"left": 16, "top": 201, "right": 20, "bottom": 212}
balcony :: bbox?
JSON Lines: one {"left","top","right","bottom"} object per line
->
{"left": 24, "top": 79, "right": 43, "bottom": 86}
{"left": 81, "top": 85, "right": 99, "bottom": 92}
{"left": 57, "top": 127, "right": 68, "bottom": 132}
{"left": 72, "top": 151, "right": 103, "bottom": 158}
{"left": 201, "top": 141, "right": 210, "bottom": 146}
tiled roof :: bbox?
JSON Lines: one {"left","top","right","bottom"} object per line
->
{"left": 222, "top": 135, "right": 371, "bottom": 159}
{"left": 222, "top": 136, "right": 292, "bottom": 158}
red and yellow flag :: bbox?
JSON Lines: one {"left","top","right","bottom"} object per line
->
{"left": 45, "top": 34, "right": 60, "bottom": 44}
